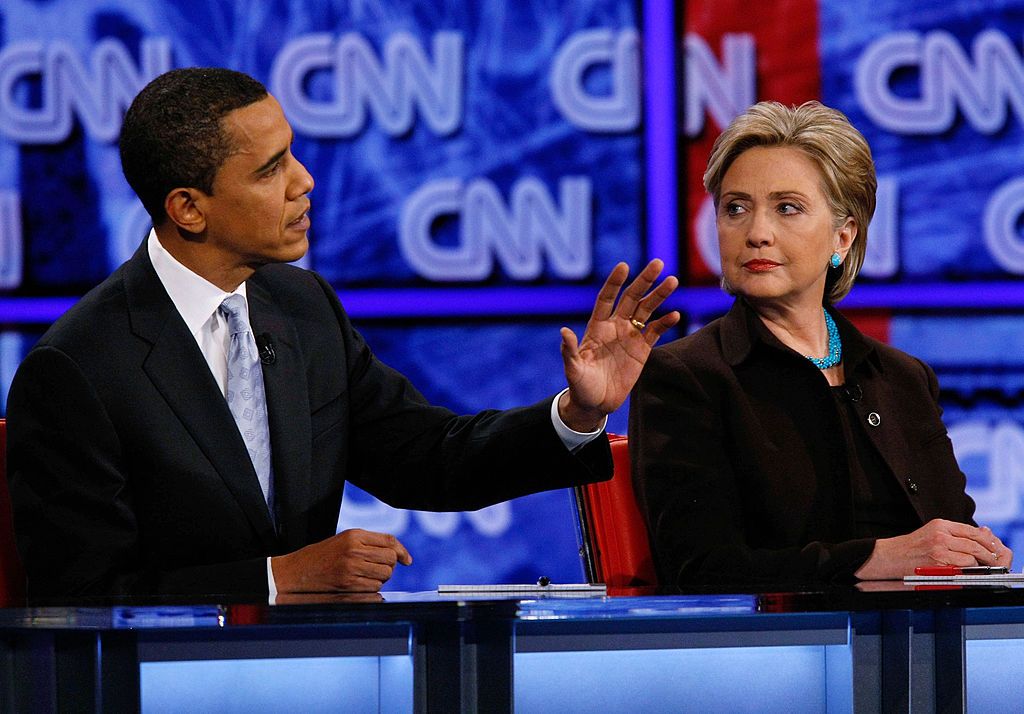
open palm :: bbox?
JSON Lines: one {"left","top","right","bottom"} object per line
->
{"left": 559, "top": 260, "right": 680, "bottom": 431}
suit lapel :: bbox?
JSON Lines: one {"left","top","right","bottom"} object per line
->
{"left": 122, "top": 244, "right": 278, "bottom": 549}
{"left": 247, "top": 278, "right": 312, "bottom": 553}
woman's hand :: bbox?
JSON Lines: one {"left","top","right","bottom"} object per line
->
{"left": 855, "top": 519, "right": 1013, "bottom": 580}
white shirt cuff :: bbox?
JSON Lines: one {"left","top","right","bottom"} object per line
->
{"left": 267, "top": 557, "right": 278, "bottom": 604}
{"left": 550, "top": 388, "right": 606, "bottom": 452}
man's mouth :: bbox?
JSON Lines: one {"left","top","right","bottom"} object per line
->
{"left": 288, "top": 208, "right": 311, "bottom": 229}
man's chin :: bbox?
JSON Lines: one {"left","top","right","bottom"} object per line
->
{"left": 248, "top": 238, "right": 309, "bottom": 269}
{"left": 279, "top": 234, "right": 310, "bottom": 264}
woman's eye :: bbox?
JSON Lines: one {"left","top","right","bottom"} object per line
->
{"left": 778, "top": 202, "right": 801, "bottom": 215}
{"left": 725, "top": 202, "right": 745, "bottom": 216}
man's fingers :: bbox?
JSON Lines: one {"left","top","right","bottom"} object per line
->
{"left": 347, "top": 528, "right": 394, "bottom": 545}
{"left": 613, "top": 259, "right": 664, "bottom": 319}
{"left": 360, "top": 544, "right": 401, "bottom": 567}
{"left": 644, "top": 312, "right": 681, "bottom": 346}
{"left": 350, "top": 559, "right": 395, "bottom": 583}
{"left": 346, "top": 529, "right": 413, "bottom": 566}
{"left": 339, "top": 576, "right": 386, "bottom": 593}
{"left": 590, "top": 262, "right": 630, "bottom": 321}
{"left": 560, "top": 327, "right": 580, "bottom": 362}
{"left": 394, "top": 539, "right": 413, "bottom": 566}
{"left": 587, "top": 259, "right": 677, "bottom": 328}
{"left": 629, "top": 275, "right": 679, "bottom": 324}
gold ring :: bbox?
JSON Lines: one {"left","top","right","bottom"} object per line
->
{"left": 629, "top": 317, "right": 646, "bottom": 330}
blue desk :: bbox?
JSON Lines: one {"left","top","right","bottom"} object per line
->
{"left": 2, "top": 586, "right": 1024, "bottom": 712}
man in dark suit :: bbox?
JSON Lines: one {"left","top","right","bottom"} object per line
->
{"left": 6, "top": 68, "right": 679, "bottom": 599}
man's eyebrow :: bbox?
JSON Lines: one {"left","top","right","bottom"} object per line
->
{"left": 253, "top": 147, "right": 287, "bottom": 175}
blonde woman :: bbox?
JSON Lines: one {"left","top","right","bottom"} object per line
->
{"left": 630, "top": 101, "right": 1012, "bottom": 591}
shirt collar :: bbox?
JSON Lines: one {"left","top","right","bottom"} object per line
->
{"left": 147, "top": 228, "right": 246, "bottom": 336}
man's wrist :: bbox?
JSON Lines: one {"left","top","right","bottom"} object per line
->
{"left": 551, "top": 389, "right": 606, "bottom": 452}
{"left": 557, "top": 390, "right": 605, "bottom": 433}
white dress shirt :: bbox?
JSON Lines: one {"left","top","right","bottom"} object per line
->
{"left": 146, "top": 229, "right": 604, "bottom": 599}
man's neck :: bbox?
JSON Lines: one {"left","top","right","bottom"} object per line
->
{"left": 154, "top": 225, "right": 253, "bottom": 292}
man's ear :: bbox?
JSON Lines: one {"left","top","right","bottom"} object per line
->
{"left": 164, "top": 188, "right": 207, "bottom": 235}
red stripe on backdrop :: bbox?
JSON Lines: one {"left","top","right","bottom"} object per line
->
{"left": 684, "top": 0, "right": 822, "bottom": 284}
{"left": 847, "top": 309, "right": 891, "bottom": 345}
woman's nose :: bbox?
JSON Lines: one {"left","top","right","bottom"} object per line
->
{"left": 746, "top": 210, "right": 774, "bottom": 247}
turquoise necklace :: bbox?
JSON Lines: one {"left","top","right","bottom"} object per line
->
{"left": 806, "top": 308, "right": 842, "bottom": 369}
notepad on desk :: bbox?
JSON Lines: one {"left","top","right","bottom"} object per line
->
{"left": 438, "top": 583, "right": 607, "bottom": 595}
{"left": 904, "top": 565, "right": 1024, "bottom": 583}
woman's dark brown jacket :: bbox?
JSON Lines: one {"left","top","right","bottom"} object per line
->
{"left": 630, "top": 298, "right": 975, "bottom": 592}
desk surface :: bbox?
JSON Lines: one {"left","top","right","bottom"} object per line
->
{"left": 6, "top": 584, "right": 1024, "bottom": 713}
{"left": 4, "top": 582, "right": 1024, "bottom": 632}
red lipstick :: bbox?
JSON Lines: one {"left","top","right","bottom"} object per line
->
{"left": 743, "top": 259, "right": 780, "bottom": 272}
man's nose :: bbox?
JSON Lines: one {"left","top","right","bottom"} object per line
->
{"left": 289, "top": 158, "right": 315, "bottom": 198}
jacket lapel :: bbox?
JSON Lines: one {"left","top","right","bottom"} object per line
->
{"left": 247, "top": 278, "right": 312, "bottom": 553}
{"left": 122, "top": 243, "right": 278, "bottom": 550}
{"left": 832, "top": 311, "right": 919, "bottom": 519}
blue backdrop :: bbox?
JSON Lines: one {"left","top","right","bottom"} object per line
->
{"left": 6, "top": 0, "right": 1024, "bottom": 589}
{"left": 0, "top": 0, "right": 646, "bottom": 590}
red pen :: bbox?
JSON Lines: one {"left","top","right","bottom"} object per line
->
{"left": 914, "top": 566, "right": 1009, "bottom": 575}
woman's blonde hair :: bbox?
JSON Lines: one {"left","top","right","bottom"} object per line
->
{"left": 703, "top": 101, "right": 877, "bottom": 303}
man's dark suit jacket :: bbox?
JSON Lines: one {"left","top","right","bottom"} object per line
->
{"left": 6, "top": 243, "right": 611, "bottom": 598}
{"left": 629, "top": 298, "right": 975, "bottom": 592}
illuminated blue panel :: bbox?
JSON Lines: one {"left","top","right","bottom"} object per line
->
{"left": 966, "top": 640, "right": 1024, "bottom": 710}
{"left": 515, "top": 646, "right": 852, "bottom": 712}
{"left": 140, "top": 655, "right": 412, "bottom": 713}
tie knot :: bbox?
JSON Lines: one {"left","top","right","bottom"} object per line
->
{"left": 219, "top": 294, "right": 250, "bottom": 336}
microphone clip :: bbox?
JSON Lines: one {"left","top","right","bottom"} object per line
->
{"left": 256, "top": 333, "right": 276, "bottom": 365}
{"left": 840, "top": 382, "right": 862, "bottom": 402}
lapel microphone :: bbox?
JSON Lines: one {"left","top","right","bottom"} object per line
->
{"left": 255, "top": 333, "right": 276, "bottom": 365}
{"left": 840, "top": 381, "right": 862, "bottom": 402}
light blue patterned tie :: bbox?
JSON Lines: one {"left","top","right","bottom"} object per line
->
{"left": 219, "top": 294, "right": 274, "bottom": 519}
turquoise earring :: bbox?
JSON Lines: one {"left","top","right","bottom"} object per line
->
{"left": 830, "top": 252, "right": 841, "bottom": 269}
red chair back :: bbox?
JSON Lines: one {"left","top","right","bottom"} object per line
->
{"left": 0, "top": 418, "right": 26, "bottom": 605}
{"left": 575, "top": 434, "right": 657, "bottom": 590}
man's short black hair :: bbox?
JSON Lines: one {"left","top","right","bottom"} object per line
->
{"left": 119, "top": 67, "right": 269, "bottom": 224}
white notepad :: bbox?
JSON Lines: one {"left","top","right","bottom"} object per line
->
{"left": 438, "top": 583, "right": 607, "bottom": 594}
{"left": 904, "top": 573, "right": 1024, "bottom": 583}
